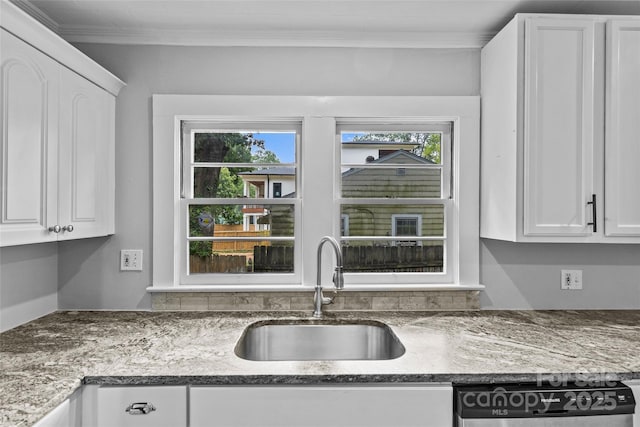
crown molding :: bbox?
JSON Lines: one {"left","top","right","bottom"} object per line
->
{"left": 60, "top": 26, "right": 494, "bottom": 48}
{"left": 9, "top": 0, "right": 58, "bottom": 33}
{"left": 1, "top": 0, "right": 125, "bottom": 95}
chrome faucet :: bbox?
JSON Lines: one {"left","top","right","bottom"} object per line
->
{"left": 313, "top": 236, "right": 344, "bottom": 318}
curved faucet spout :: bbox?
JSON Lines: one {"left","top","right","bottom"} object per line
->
{"left": 316, "top": 236, "right": 344, "bottom": 290}
{"left": 313, "top": 236, "right": 344, "bottom": 318}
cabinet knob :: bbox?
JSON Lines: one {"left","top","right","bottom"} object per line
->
{"left": 48, "top": 225, "right": 61, "bottom": 233}
{"left": 62, "top": 225, "right": 74, "bottom": 232}
{"left": 125, "top": 402, "right": 156, "bottom": 415}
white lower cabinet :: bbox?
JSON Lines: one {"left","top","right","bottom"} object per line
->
{"left": 84, "top": 385, "right": 187, "bottom": 427}
{"left": 190, "top": 384, "right": 453, "bottom": 427}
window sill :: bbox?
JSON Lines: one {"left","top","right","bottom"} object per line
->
{"left": 146, "top": 284, "right": 485, "bottom": 293}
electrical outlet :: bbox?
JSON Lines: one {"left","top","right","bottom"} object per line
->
{"left": 120, "top": 250, "right": 143, "bottom": 271}
{"left": 561, "top": 269, "right": 582, "bottom": 290}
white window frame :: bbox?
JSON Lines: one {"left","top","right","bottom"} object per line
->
{"left": 151, "top": 95, "right": 480, "bottom": 291}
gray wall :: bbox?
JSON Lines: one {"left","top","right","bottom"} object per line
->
{"left": 0, "top": 243, "right": 58, "bottom": 331}
{"left": 1, "top": 44, "right": 638, "bottom": 328}
{"left": 481, "top": 240, "right": 640, "bottom": 309}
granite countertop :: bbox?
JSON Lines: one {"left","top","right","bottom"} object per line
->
{"left": 1, "top": 310, "right": 639, "bottom": 426}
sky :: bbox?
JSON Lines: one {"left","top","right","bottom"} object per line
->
{"left": 252, "top": 132, "right": 367, "bottom": 164}
{"left": 252, "top": 132, "right": 295, "bottom": 163}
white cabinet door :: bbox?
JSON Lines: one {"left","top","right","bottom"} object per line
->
{"left": 93, "top": 386, "right": 187, "bottom": 427}
{"left": 190, "top": 384, "right": 452, "bottom": 427}
{"left": 523, "top": 18, "right": 597, "bottom": 236}
{"left": 0, "top": 29, "right": 59, "bottom": 245}
{"left": 58, "top": 68, "right": 114, "bottom": 240}
{"left": 605, "top": 19, "right": 640, "bottom": 237}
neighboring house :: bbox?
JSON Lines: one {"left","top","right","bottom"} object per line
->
{"left": 340, "top": 139, "right": 418, "bottom": 167}
{"left": 236, "top": 167, "right": 295, "bottom": 231}
{"left": 341, "top": 150, "right": 443, "bottom": 243}
{"left": 238, "top": 149, "right": 442, "bottom": 242}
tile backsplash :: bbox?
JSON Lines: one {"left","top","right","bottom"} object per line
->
{"left": 152, "top": 290, "right": 480, "bottom": 311}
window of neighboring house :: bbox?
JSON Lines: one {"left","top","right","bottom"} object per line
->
{"left": 152, "top": 96, "right": 479, "bottom": 289}
{"left": 339, "top": 122, "right": 452, "bottom": 280}
{"left": 393, "top": 214, "right": 421, "bottom": 237}
{"left": 179, "top": 120, "right": 300, "bottom": 284}
{"left": 273, "top": 182, "right": 282, "bottom": 198}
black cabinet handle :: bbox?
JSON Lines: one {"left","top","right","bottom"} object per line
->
{"left": 587, "top": 194, "right": 597, "bottom": 233}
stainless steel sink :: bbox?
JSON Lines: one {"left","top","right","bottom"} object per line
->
{"left": 234, "top": 319, "right": 405, "bottom": 361}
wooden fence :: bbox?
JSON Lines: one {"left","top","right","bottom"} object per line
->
{"left": 342, "top": 245, "right": 443, "bottom": 272}
{"left": 253, "top": 245, "right": 294, "bottom": 272}
{"left": 190, "top": 254, "right": 247, "bottom": 273}
{"left": 191, "top": 245, "right": 443, "bottom": 273}
{"left": 252, "top": 245, "right": 443, "bottom": 273}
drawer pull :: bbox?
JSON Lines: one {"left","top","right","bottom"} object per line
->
{"left": 125, "top": 402, "right": 156, "bottom": 415}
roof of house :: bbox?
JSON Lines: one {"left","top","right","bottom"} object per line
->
{"left": 237, "top": 166, "right": 295, "bottom": 176}
{"left": 342, "top": 149, "right": 434, "bottom": 178}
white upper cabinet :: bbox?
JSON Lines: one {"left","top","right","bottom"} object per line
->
{"left": 58, "top": 68, "right": 115, "bottom": 240}
{"left": 1, "top": 29, "right": 59, "bottom": 245}
{"left": 605, "top": 19, "right": 640, "bottom": 237}
{"left": 0, "top": 1, "right": 123, "bottom": 246}
{"left": 480, "top": 14, "right": 640, "bottom": 243}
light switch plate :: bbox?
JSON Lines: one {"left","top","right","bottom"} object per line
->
{"left": 120, "top": 249, "right": 143, "bottom": 271}
{"left": 561, "top": 269, "right": 582, "bottom": 290}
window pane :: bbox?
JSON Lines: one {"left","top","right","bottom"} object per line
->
{"left": 189, "top": 204, "right": 294, "bottom": 237}
{"left": 340, "top": 204, "right": 444, "bottom": 237}
{"left": 341, "top": 240, "right": 444, "bottom": 273}
{"left": 194, "top": 132, "right": 295, "bottom": 164}
{"left": 341, "top": 132, "right": 442, "bottom": 165}
{"left": 342, "top": 166, "right": 441, "bottom": 198}
{"left": 189, "top": 241, "right": 294, "bottom": 274}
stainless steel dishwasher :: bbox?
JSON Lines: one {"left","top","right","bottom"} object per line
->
{"left": 454, "top": 382, "right": 635, "bottom": 426}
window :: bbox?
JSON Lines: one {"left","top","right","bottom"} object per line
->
{"left": 152, "top": 96, "right": 479, "bottom": 289}
{"left": 179, "top": 121, "right": 300, "bottom": 284}
{"left": 393, "top": 215, "right": 421, "bottom": 237}
{"left": 339, "top": 122, "right": 451, "bottom": 276}
{"left": 273, "top": 183, "right": 282, "bottom": 198}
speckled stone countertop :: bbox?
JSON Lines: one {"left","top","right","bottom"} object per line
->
{"left": 1, "top": 310, "right": 639, "bottom": 426}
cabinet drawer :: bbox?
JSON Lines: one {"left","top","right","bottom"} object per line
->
{"left": 95, "top": 386, "right": 187, "bottom": 427}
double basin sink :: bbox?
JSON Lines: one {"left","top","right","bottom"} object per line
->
{"left": 234, "top": 319, "right": 405, "bottom": 361}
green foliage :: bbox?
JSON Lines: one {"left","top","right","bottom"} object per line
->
{"left": 252, "top": 149, "right": 280, "bottom": 163}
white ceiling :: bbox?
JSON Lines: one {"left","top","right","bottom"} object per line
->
{"left": 12, "top": 0, "right": 640, "bottom": 48}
